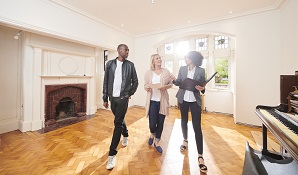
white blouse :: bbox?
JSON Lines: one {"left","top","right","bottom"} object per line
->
{"left": 183, "top": 66, "right": 196, "bottom": 102}
{"left": 151, "top": 72, "right": 161, "bottom": 101}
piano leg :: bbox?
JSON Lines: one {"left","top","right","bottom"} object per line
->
{"left": 262, "top": 124, "right": 268, "bottom": 153}
{"left": 261, "top": 124, "right": 285, "bottom": 160}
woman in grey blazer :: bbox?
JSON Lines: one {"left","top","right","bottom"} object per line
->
{"left": 170, "top": 51, "right": 208, "bottom": 173}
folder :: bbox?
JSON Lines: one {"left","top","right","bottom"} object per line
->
{"left": 179, "top": 72, "right": 217, "bottom": 91}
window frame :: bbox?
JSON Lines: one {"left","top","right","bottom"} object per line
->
{"left": 159, "top": 34, "right": 234, "bottom": 91}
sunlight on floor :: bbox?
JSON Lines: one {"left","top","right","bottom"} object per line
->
{"left": 211, "top": 125, "right": 256, "bottom": 156}
{"left": 160, "top": 118, "right": 202, "bottom": 174}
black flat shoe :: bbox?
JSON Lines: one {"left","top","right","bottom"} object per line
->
{"left": 198, "top": 156, "right": 208, "bottom": 173}
{"left": 154, "top": 143, "right": 163, "bottom": 154}
{"left": 148, "top": 137, "right": 154, "bottom": 146}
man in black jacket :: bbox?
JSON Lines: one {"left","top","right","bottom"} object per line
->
{"left": 103, "top": 44, "right": 138, "bottom": 170}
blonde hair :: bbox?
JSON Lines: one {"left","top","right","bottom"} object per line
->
{"left": 150, "top": 54, "right": 160, "bottom": 70}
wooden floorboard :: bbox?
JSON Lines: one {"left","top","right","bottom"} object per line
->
{"left": 0, "top": 107, "right": 266, "bottom": 175}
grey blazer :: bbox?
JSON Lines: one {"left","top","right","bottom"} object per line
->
{"left": 173, "top": 66, "right": 205, "bottom": 106}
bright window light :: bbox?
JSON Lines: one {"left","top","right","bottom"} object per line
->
{"left": 176, "top": 41, "right": 189, "bottom": 56}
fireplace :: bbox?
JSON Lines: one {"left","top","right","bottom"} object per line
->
{"left": 45, "top": 84, "right": 87, "bottom": 126}
{"left": 15, "top": 46, "right": 97, "bottom": 132}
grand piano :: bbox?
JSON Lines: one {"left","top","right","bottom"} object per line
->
{"left": 252, "top": 75, "right": 298, "bottom": 174}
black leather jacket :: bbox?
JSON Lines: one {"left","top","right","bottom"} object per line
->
{"left": 103, "top": 58, "right": 139, "bottom": 102}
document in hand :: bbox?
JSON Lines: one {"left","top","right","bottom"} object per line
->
{"left": 179, "top": 72, "right": 217, "bottom": 91}
{"left": 150, "top": 83, "right": 161, "bottom": 89}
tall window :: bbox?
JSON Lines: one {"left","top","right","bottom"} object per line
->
{"left": 179, "top": 59, "right": 186, "bottom": 68}
{"left": 177, "top": 41, "right": 189, "bottom": 56}
{"left": 215, "top": 57, "right": 229, "bottom": 88}
{"left": 201, "top": 58, "right": 208, "bottom": 80}
{"left": 159, "top": 34, "right": 233, "bottom": 90}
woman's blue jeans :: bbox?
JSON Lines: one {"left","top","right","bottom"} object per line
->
{"left": 149, "top": 100, "right": 166, "bottom": 141}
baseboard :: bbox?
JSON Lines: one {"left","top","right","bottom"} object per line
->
{"left": 89, "top": 106, "right": 97, "bottom": 114}
{"left": 130, "top": 105, "right": 145, "bottom": 108}
{"left": 0, "top": 119, "right": 19, "bottom": 134}
{"left": 31, "top": 120, "right": 43, "bottom": 131}
{"left": 236, "top": 122, "right": 261, "bottom": 128}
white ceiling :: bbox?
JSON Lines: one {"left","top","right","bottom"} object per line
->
{"left": 54, "top": 0, "right": 283, "bottom": 37}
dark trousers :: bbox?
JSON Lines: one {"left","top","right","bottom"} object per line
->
{"left": 149, "top": 101, "right": 166, "bottom": 140}
{"left": 109, "top": 97, "right": 129, "bottom": 156}
{"left": 180, "top": 100, "right": 203, "bottom": 154}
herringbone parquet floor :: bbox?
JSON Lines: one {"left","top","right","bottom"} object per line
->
{"left": 0, "top": 107, "right": 264, "bottom": 175}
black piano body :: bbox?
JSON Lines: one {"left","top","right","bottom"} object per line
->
{"left": 243, "top": 75, "right": 298, "bottom": 175}
{"left": 255, "top": 104, "right": 298, "bottom": 161}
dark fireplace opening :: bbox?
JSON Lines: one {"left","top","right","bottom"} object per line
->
{"left": 45, "top": 84, "right": 87, "bottom": 126}
{"left": 55, "top": 97, "right": 75, "bottom": 121}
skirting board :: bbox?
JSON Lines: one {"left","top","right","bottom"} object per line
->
{"left": 0, "top": 120, "right": 19, "bottom": 134}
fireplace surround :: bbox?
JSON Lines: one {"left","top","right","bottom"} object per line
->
{"left": 16, "top": 44, "right": 97, "bottom": 133}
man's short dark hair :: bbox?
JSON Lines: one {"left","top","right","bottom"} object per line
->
{"left": 117, "top": 44, "right": 127, "bottom": 51}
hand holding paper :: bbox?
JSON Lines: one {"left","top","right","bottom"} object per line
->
{"left": 150, "top": 83, "right": 161, "bottom": 89}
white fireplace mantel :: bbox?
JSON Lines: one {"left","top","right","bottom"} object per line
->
{"left": 19, "top": 46, "right": 97, "bottom": 132}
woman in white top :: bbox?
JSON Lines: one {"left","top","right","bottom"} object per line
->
{"left": 170, "top": 51, "right": 208, "bottom": 173}
{"left": 144, "top": 54, "right": 172, "bottom": 154}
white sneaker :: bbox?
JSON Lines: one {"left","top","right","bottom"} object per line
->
{"left": 106, "top": 155, "right": 116, "bottom": 170}
{"left": 122, "top": 137, "right": 128, "bottom": 146}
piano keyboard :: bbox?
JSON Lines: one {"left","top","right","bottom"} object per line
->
{"left": 260, "top": 109, "right": 298, "bottom": 145}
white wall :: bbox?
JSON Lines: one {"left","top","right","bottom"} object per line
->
{"left": 281, "top": 0, "right": 298, "bottom": 74}
{"left": 0, "top": 26, "right": 21, "bottom": 133}
{"left": 133, "top": 10, "right": 284, "bottom": 126}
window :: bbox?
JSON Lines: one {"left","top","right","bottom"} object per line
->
{"left": 201, "top": 58, "right": 208, "bottom": 79}
{"left": 215, "top": 35, "right": 229, "bottom": 49}
{"left": 179, "top": 59, "right": 186, "bottom": 68}
{"left": 215, "top": 57, "right": 229, "bottom": 89}
{"left": 159, "top": 34, "right": 233, "bottom": 90}
{"left": 164, "top": 43, "right": 173, "bottom": 54}
{"left": 196, "top": 38, "right": 207, "bottom": 51}
{"left": 177, "top": 41, "right": 189, "bottom": 56}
